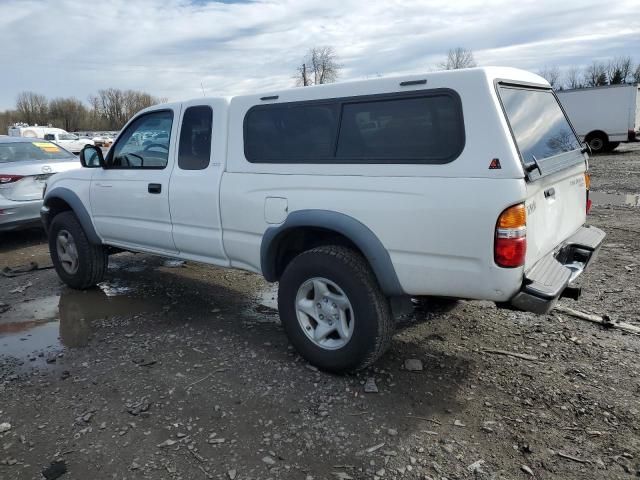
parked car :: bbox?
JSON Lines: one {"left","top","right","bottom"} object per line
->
{"left": 7, "top": 125, "right": 94, "bottom": 154}
{"left": 92, "top": 134, "right": 114, "bottom": 148}
{"left": 41, "top": 67, "right": 604, "bottom": 372}
{"left": 557, "top": 84, "right": 640, "bottom": 153}
{"left": 0, "top": 136, "right": 80, "bottom": 231}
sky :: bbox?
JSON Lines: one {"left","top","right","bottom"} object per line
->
{"left": 0, "top": 0, "right": 638, "bottom": 110}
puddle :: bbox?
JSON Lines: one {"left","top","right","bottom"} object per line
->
{"left": 591, "top": 191, "right": 640, "bottom": 207}
{"left": 243, "top": 284, "right": 279, "bottom": 323}
{"left": 0, "top": 285, "right": 160, "bottom": 367}
{"left": 162, "top": 259, "right": 186, "bottom": 268}
{"left": 97, "top": 281, "right": 135, "bottom": 297}
{"left": 259, "top": 284, "right": 278, "bottom": 310}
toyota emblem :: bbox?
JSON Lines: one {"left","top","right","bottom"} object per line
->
{"left": 42, "top": 166, "right": 52, "bottom": 173}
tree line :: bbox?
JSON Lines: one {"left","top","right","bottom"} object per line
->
{"left": 292, "top": 47, "right": 640, "bottom": 92}
{"left": 539, "top": 56, "right": 640, "bottom": 90}
{"left": 0, "top": 89, "right": 166, "bottom": 135}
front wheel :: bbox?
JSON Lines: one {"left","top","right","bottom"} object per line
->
{"left": 49, "top": 211, "right": 108, "bottom": 289}
{"left": 278, "top": 245, "right": 394, "bottom": 372}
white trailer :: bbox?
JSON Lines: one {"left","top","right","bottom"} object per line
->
{"left": 557, "top": 84, "right": 640, "bottom": 153}
{"left": 7, "top": 125, "right": 94, "bottom": 154}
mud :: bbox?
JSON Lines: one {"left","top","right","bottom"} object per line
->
{"left": 1, "top": 146, "right": 640, "bottom": 479}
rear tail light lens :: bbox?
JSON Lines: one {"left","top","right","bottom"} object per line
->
{"left": 495, "top": 203, "right": 526, "bottom": 268}
{"left": 0, "top": 175, "right": 23, "bottom": 184}
{"left": 585, "top": 172, "right": 591, "bottom": 215}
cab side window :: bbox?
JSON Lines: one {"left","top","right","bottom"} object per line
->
{"left": 108, "top": 110, "right": 173, "bottom": 169}
{"left": 178, "top": 106, "right": 213, "bottom": 170}
{"left": 44, "top": 134, "right": 55, "bottom": 141}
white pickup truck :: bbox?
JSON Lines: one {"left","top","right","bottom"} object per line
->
{"left": 41, "top": 67, "right": 605, "bottom": 372}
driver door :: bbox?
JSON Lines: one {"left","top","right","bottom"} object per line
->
{"left": 90, "top": 108, "right": 179, "bottom": 253}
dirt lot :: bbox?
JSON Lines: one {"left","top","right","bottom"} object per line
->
{"left": 1, "top": 145, "right": 639, "bottom": 480}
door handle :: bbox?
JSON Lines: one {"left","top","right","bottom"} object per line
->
{"left": 148, "top": 183, "right": 162, "bottom": 194}
{"left": 95, "top": 182, "right": 113, "bottom": 188}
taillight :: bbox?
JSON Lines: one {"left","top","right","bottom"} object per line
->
{"left": 584, "top": 172, "right": 592, "bottom": 215}
{"left": 495, "top": 203, "right": 526, "bottom": 268}
{"left": 0, "top": 175, "right": 23, "bottom": 184}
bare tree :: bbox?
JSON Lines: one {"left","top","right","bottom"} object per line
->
{"left": 296, "top": 46, "right": 342, "bottom": 87}
{"left": 584, "top": 61, "right": 607, "bottom": 87}
{"left": 538, "top": 65, "right": 561, "bottom": 89}
{"left": 634, "top": 64, "right": 640, "bottom": 84}
{"left": 15, "top": 91, "right": 49, "bottom": 125}
{"left": 439, "top": 47, "right": 477, "bottom": 70}
{"left": 91, "top": 88, "right": 165, "bottom": 129}
{"left": 49, "top": 97, "right": 87, "bottom": 132}
{"left": 0, "top": 109, "right": 19, "bottom": 135}
{"left": 606, "top": 56, "right": 633, "bottom": 84}
{"left": 564, "top": 67, "right": 583, "bottom": 89}
{"left": 7, "top": 89, "right": 168, "bottom": 132}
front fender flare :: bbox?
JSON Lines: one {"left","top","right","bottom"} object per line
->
{"left": 260, "top": 210, "right": 404, "bottom": 296}
{"left": 43, "top": 187, "right": 101, "bottom": 245}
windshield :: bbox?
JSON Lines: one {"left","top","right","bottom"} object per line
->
{"left": 58, "top": 133, "right": 79, "bottom": 140}
{"left": 499, "top": 86, "right": 581, "bottom": 164}
{"left": 0, "top": 141, "right": 75, "bottom": 163}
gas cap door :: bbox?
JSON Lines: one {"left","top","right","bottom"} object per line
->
{"left": 264, "top": 197, "right": 288, "bottom": 224}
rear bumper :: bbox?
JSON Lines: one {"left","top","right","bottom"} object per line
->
{"left": 0, "top": 198, "right": 43, "bottom": 232}
{"left": 509, "top": 225, "right": 605, "bottom": 314}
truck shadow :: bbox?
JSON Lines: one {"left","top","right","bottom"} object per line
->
{"left": 2, "top": 252, "right": 473, "bottom": 476}
{"left": 0, "top": 227, "right": 47, "bottom": 254}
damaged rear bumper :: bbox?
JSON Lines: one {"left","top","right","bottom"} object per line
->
{"left": 510, "top": 225, "right": 606, "bottom": 315}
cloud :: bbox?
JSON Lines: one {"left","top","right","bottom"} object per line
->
{"left": 0, "top": 0, "right": 638, "bottom": 109}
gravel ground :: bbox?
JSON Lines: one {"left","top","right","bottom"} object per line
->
{"left": 1, "top": 146, "right": 639, "bottom": 480}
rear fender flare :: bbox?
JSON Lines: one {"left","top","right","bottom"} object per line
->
{"left": 260, "top": 210, "right": 404, "bottom": 296}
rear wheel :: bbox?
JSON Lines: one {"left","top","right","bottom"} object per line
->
{"left": 278, "top": 245, "right": 394, "bottom": 372}
{"left": 586, "top": 133, "right": 608, "bottom": 153}
{"left": 49, "top": 211, "right": 108, "bottom": 289}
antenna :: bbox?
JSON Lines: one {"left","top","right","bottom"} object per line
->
{"left": 200, "top": 82, "right": 206, "bottom": 97}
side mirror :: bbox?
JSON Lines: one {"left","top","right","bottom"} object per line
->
{"left": 80, "top": 145, "right": 105, "bottom": 168}
{"left": 580, "top": 142, "right": 592, "bottom": 155}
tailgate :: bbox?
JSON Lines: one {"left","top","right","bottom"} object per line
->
{"left": 524, "top": 162, "right": 586, "bottom": 269}
{"left": 497, "top": 83, "right": 588, "bottom": 270}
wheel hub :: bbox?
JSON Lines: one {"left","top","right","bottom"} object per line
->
{"left": 295, "top": 277, "right": 354, "bottom": 350}
{"left": 56, "top": 229, "right": 79, "bottom": 275}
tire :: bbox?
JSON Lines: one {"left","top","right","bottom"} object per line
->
{"left": 586, "top": 133, "right": 608, "bottom": 154}
{"left": 49, "top": 211, "right": 108, "bottom": 289}
{"left": 278, "top": 245, "right": 394, "bottom": 373}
